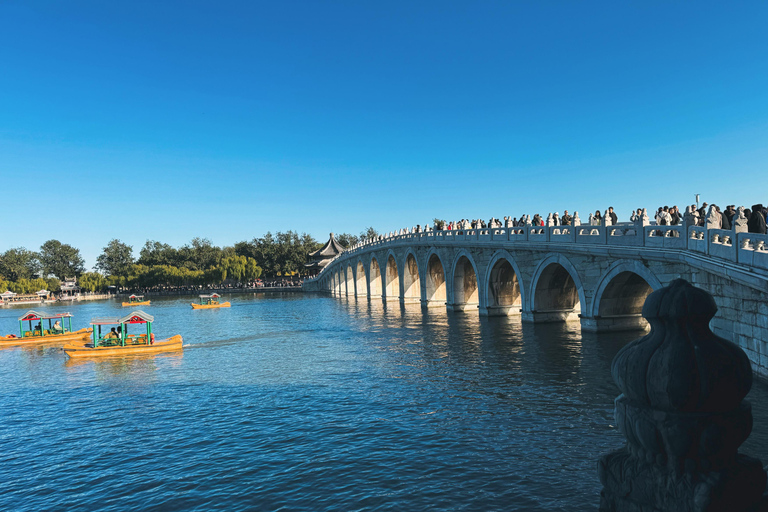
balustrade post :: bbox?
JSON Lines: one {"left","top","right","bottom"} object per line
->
{"left": 598, "top": 279, "right": 766, "bottom": 511}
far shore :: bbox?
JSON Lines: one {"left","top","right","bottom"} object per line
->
{"left": 117, "top": 286, "right": 304, "bottom": 297}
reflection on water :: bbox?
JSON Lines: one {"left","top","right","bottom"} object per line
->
{"left": 1, "top": 293, "right": 767, "bottom": 512}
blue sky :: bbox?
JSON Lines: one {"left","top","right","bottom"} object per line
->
{"left": 1, "top": 1, "right": 766, "bottom": 267}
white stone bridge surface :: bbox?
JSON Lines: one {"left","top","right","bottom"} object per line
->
{"left": 303, "top": 224, "right": 768, "bottom": 376}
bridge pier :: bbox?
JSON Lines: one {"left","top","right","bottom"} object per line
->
{"left": 480, "top": 305, "right": 521, "bottom": 317}
{"left": 447, "top": 303, "right": 478, "bottom": 313}
{"left": 580, "top": 314, "right": 648, "bottom": 332}
{"left": 521, "top": 310, "right": 576, "bottom": 323}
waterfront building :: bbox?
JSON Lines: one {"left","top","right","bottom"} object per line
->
{"left": 305, "top": 233, "right": 345, "bottom": 277}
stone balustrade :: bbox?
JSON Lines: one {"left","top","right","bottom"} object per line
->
{"left": 309, "top": 225, "right": 768, "bottom": 281}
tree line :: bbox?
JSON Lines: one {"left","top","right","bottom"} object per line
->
{"left": 0, "top": 229, "right": 376, "bottom": 293}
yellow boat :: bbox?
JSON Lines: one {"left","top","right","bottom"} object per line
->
{"left": 191, "top": 293, "right": 231, "bottom": 309}
{"left": 122, "top": 294, "right": 151, "bottom": 307}
{"left": 63, "top": 311, "right": 183, "bottom": 358}
{"left": 0, "top": 310, "right": 92, "bottom": 346}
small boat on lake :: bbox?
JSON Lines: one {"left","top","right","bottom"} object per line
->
{"left": 63, "top": 310, "right": 182, "bottom": 358}
{"left": 0, "top": 310, "right": 91, "bottom": 346}
{"left": 122, "top": 294, "right": 151, "bottom": 307}
{"left": 191, "top": 293, "right": 230, "bottom": 309}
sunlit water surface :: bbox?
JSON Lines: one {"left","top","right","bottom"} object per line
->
{"left": 2, "top": 294, "right": 768, "bottom": 511}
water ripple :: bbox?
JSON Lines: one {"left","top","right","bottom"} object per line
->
{"left": 1, "top": 294, "right": 768, "bottom": 511}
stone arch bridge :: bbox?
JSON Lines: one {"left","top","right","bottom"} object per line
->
{"left": 303, "top": 224, "right": 768, "bottom": 376}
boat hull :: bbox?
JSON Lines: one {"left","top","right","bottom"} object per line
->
{"left": 191, "top": 302, "right": 231, "bottom": 309}
{"left": 122, "top": 300, "right": 151, "bottom": 307}
{"left": 63, "top": 335, "right": 183, "bottom": 358}
{"left": 0, "top": 328, "right": 92, "bottom": 346}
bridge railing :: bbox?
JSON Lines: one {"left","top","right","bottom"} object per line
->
{"left": 305, "top": 224, "right": 768, "bottom": 284}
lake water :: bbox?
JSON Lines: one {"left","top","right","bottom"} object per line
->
{"left": 2, "top": 293, "right": 768, "bottom": 511}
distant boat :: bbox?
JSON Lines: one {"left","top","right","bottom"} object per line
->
{"left": 191, "top": 293, "right": 231, "bottom": 309}
{"left": 122, "top": 294, "right": 150, "bottom": 307}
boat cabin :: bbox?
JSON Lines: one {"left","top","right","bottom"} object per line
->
{"left": 18, "top": 310, "right": 74, "bottom": 338}
{"left": 198, "top": 293, "right": 222, "bottom": 306}
{"left": 127, "top": 295, "right": 146, "bottom": 304}
{"left": 90, "top": 310, "right": 154, "bottom": 348}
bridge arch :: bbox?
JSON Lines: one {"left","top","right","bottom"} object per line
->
{"left": 530, "top": 253, "right": 585, "bottom": 322}
{"left": 345, "top": 264, "right": 354, "bottom": 296}
{"left": 424, "top": 249, "right": 447, "bottom": 307}
{"left": 590, "top": 260, "right": 662, "bottom": 331}
{"left": 450, "top": 249, "right": 480, "bottom": 312}
{"left": 369, "top": 256, "right": 382, "bottom": 298}
{"left": 403, "top": 250, "right": 421, "bottom": 303}
{"left": 385, "top": 251, "right": 401, "bottom": 302}
{"left": 483, "top": 250, "right": 524, "bottom": 316}
{"left": 355, "top": 260, "right": 367, "bottom": 297}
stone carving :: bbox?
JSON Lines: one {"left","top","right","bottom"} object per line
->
{"left": 525, "top": 215, "right": 531, "bottom": 226}
{"left": 599, "top": 279, "right": 766, "bottom": 512}
{"left": 573, "top": 212, "right": 581, "bottom": 226}
{"left": 589, "top": 213, "right": 595, "bottom": 225}
{"left": 683, "top": 205, "right": 699, "bottom": 235}
{"left": 706, "top": 205, "right": 722, "bottom": 230}
{"left": 604, "top": 210, "right": 613, "bottom": 226}
{"left": 546, "top": 213, "right": 554, "bottom": 227}
{"left": 734, "top": 206, "right": 749, "bottom": 234}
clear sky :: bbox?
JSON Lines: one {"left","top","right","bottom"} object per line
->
{"left": 1, "top": 1, "right": 766, "bottom": 267}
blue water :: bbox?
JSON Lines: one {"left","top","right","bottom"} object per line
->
{"left": 2, "top": 294, "right": 768, "bottom": 511}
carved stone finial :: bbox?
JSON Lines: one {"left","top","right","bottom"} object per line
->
{"left": 734, "top": 207, "right": 749, "bottom": 234}
{"left": 573, "top": 212, "right": 581, "bottom": 226}
{"left": 599, "top": 279, "right": 765, "bottom": 511}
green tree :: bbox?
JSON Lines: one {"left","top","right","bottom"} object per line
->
{"left": 335, "top": 233, "right": 359, "bottom": 248}
{"left": 78, "top": 272, "right": 107, "bottom": 292}
{"left": 360, "top": 227, "right": 379, "bottom": 241}
{"left": 188, "top": 237, "right": 221, "bottom": 270}
{"left": 0, "top": 248, "right": 40, "bottom": 281}
{"left": 39, "top": 240, "right": 85, "bottom": 279}
{"left": 243, "top": 257, "right": 262, "bottom": 281}
{"left": 95, "top": 239, "right": 135, "bottom": 276}
{"left": 138, "top": 240, "right": 179, "bottom": 267}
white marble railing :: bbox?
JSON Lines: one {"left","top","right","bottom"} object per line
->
{"left": 306, "top": 224, "right": 768, "bottom": 283}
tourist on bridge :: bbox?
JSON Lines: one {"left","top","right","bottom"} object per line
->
{"left": 748, "top": 204, "right": 767, "bottom": 234}
{"left": 608, "top": 207, "right": 618, "bottom": 225}
{"left": 698, "top": 202, "right": 708, "bottom": 225}
{"left": 593, "top": 210, "right": 602, "bottom": 225}
{"left": 561, "top": 210, "right": 572, "bottom": 226}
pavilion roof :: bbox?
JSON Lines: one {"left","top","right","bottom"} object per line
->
{"left": 91, "top": 310, "right": 154, "bottom": 325}
{"left": 19, "top": 310, "right": 73, "bottom": 321}
{"left": 309, "top": 233, "right": 345, "bottom": 258}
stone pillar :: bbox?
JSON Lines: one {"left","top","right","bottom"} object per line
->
{"left": 598, "top": 279, "right": 766, "bottom": 512}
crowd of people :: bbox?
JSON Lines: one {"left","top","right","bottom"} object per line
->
{"left": 352, "top": 202, "right": 768, "bottom": 247}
